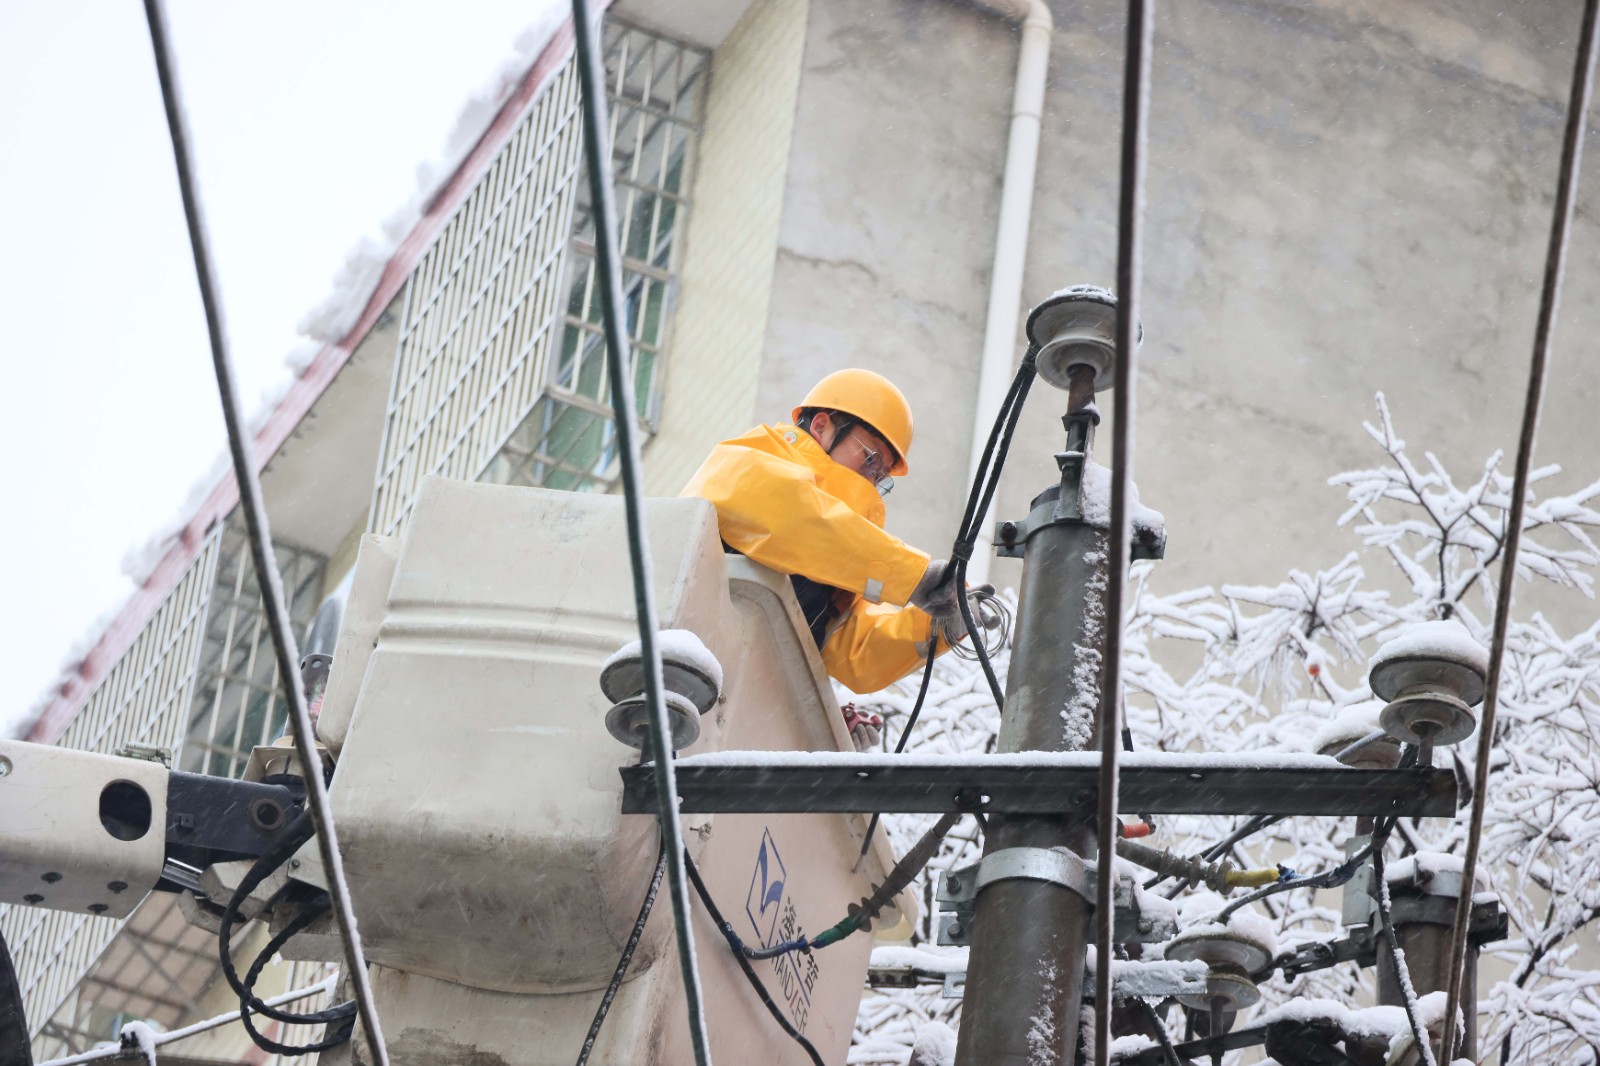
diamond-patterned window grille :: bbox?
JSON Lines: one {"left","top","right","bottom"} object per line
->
{"left": 178, "top": 514, "right": 326, "bottom": 780}
{"left": 481, "top": 20, "right": 708, "bottom": 493}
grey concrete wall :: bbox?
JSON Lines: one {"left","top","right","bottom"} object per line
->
{"left": 759, "top": 0, "right": 1015, "bottom": 560}
{"left": 756, "top": 0, "right": 1600, "bottom": 624}
{"left": 1003, "top": 0, "right": 1600, "bottom": 619}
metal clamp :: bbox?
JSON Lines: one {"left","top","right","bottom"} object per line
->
{"left": 943, "top": 847, "right": 1095, "bottom": 902}
{"left": 937, "top": 849, "right": 1177, "bottom": 947}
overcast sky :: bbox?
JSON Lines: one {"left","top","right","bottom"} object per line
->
{"left": 0, "top": 0, "right": 561, "bottom": 734}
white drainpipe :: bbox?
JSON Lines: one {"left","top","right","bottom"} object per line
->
{"left": 963, "top": 0, "right": 1052, "bottom": 586}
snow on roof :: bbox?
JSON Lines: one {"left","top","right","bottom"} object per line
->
{"left": 297, "top": 5, "right": 569, "bottom": 344}
{"left": 17, "top": 10, "right": 573, "bottom": 743}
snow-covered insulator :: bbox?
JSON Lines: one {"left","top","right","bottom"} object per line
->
{"left": 604, "top": 690, "right": 703, "bottom": 752}
{"left": 1024, "top": 285, "right": 1141, "bottom": 393}
{"left": 600, "top": 629, "right": 723, "bottom": 713}
{"left": 599, "top": 630, "right": 723, "bottom": 752}
{"left": 1162, "top": 923, "right": 1275, "bottom": 1012}
{"left": 1312, "top": 700, "right": 1402, "bottom": 769}
{"left": 1367, "top": 621, "right": 1488, "bottom": 746}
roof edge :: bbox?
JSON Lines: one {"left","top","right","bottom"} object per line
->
{"left": 26, "top": 13, "right": 583, "bottom": 745}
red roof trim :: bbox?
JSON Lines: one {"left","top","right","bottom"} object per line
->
{"left": 27, "top": 17, "right": 581, "bottom": 744}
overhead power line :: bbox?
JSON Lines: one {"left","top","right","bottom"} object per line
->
{"left": 1438, "top": 0, "right": 1600, "bottom": 1061}
{"left": 568, "top": 1, "right": 713, "bottom": 1061}
{"left": 1094, "top": 2, "right": 1154, "bottom": 1064}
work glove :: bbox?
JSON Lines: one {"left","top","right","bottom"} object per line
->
{"left": 909, "top": 559, "right": 963, "bottom": 618}
{"left": 842, "top": 703, "right": 883, "bottom": 752}
{"left": 937, "top": 584, "right": 1003, "bottom": 648}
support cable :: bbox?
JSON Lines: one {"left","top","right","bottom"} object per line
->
{"left": 139, "top": 4, "right": 388, "bottom": 1060}
{"left": 1438, "top": 1, "right": 1600, "bottom": 1061}
{"left": 1095, "top": 2, "right": 1154, "bottom": 1063}
{"left": 568, "top": 2, "right": 712, "bottom": 1061}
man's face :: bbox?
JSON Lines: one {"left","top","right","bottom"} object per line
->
{"left": 811, "top": 411, "right": 896, "bottom": 493}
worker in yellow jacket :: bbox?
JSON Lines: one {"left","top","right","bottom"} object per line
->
{"left": 682, "top": 369, "right": 966, "bottom": 719}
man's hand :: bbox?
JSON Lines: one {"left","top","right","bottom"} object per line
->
{"left": 910, "top": 559, "right": 963, "bottom": 617}
{"left": 842, "top": 703, "right": 883, "bottom": 752}
{"left": 936, "top": 584, "right": 999, "bottom": 647}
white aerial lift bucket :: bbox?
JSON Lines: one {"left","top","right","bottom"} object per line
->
{"left": 314, "top": 476, "right": 911, "bottom": 1065}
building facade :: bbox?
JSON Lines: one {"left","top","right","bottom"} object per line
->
{"left": 12, "top": 0, "right": 1600, "bottom": 1060}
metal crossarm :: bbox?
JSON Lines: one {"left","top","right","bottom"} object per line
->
{"left": 620, "top": 755, "right": 1457, "bottom": 818}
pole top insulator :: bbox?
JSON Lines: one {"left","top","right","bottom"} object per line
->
{"left": 1025, "top": 285, "right": 1142, "bottom": 394}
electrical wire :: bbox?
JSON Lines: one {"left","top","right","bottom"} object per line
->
{"left": 568, "top": 3, "right": 712, "bottom": 1061}
{"left": 238, "top": 900, "right": 356, "bottom": 1056}
{"left": 140, "top": 4, "right": 389, "bottom": 1060}
{"left": 1150, "top": 814, "right": 1283, "bottom": 896}
{"left": 953, "top": 354, "right": 1038, "bottom": 710}
{"left": 1369, "top": 819, "right": 1438, "bottom": 1066}
{"left": 576, "top": 839, "right": 668, "bottom": 1066}
{"left": 1440, "top": 2, "right": 1600, "bottom": 1061}
{"left": 852, "top": 355, "right": 1038, "bottom": 870}
{"left": 1095, "top": 3, "right": 1154, "bottom": 1063}
{"left": 215, "top": 813, "right": 356, "bottom": 1029}
{"left": 681, "top": 854, "right": 825, "bottom": 1066}
{"left": 1214, "top": 839, "right": 1373, "bottom": 925}
{"left": 1141, "top": 997, "right": 1184, "bottom": 1066}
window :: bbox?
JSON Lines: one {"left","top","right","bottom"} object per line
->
{"left": 481, "top": 21, "right": 708, "bottom": 492}
{"left": 179, "top": 515, "right": 325, "bottom": 779}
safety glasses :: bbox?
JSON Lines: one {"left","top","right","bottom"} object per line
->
{"left": 852, "top": 431, "right": 896, "bottom": 496}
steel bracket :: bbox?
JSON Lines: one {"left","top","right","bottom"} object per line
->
{"left": 994, "top": 484, "right": 1165, "bottom": 560}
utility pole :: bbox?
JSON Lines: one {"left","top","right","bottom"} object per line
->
{"left": 955, "top": 290, "right": 1160, "bottom": 1065}
{"left": 1375, "top": 863, "right": 1480, "bottom": 1059}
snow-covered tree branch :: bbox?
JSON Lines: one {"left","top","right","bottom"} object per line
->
{"left": 850, "top": 395, "right": 1600, "bottom": 1065}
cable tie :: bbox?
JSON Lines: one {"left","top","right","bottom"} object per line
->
{"left": 951, "top": 540, "right": 975, "bottom": 562}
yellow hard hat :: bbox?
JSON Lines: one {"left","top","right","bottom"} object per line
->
{"left": 792, "top": 369, "right": 913, "bottom": 475}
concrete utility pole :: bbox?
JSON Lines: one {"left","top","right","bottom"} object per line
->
{"left": 955, "top": 290, "right": 1160, "bottom": 1065}
{"left": 954, "top": 379, "right": 1101, "bottom": 1065}
{"left": 1375, "top": 861, "right": 1481, "bottom": 1059}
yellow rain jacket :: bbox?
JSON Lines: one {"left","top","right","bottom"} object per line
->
{"left": 682, "top": 424, "right": 942, "bottom": 693}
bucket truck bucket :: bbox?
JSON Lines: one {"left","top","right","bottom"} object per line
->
{"left": 315, "top": 476, "right": 911, "bottom": 1065}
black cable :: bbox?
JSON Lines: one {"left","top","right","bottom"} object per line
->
{"left": 1215, "top": 839, "right": 1373, "bottom": 924}
{"left": 1141, "top": 997, "right": 1183, "bottom": 1066}
{"left": 853, "top": 653, "right": 939, "bottom": 869}
{"left": 216, "top": 812, "right": 357, "bottom": 1027}
{"left": 236, "top": 898, "right": 355, "bottom": 1056}
{"left": 576, "top": 839, "right": 669, "bottom": 1066}
{"left": 851, "top": 356, "right": 1039, "bottom": 869}
{"left": 0, "top": 924, "right": 31, "bottom": 1066}
{"left": 954, "top": 357, "right": 1037, "bottom": 710}
{"left": 1369, "top": 818, "right": 1438, "bottom": 1066}
{"left": 1150, "top": 814, "right": 1283, "bottom": 896}
{"left": 681, "top": 853, "right": 825, "bottom": 1066}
